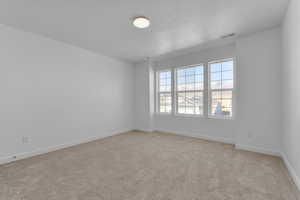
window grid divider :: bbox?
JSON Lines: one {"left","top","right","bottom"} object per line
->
{"left": 156, "top": 58, "right": 235, "bottom": 119}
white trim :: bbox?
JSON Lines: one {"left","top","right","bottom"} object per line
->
{"left": 0, "top": 129, "right": 132, "bottom": 166}
{"left": 235, "top": 144, "right": 280, "bottom": 156}
{"left": 151, "top": 128, "right": 300, "bottom": 193}
{"left": 155, "top": 112, "right": 172, "bottom": 116}
{"left": 156, "top": 69, "right": 172, "bottom": 114}
{"left": 171, "top": 68, "right": 176, "bottom": 115}
{"left": 174, "top": 113, "right": 205, "bottom": 118}
{"left": 235, "top": 144, "right": 300, "bottom": 193}
{"left": 174, "top": 64, "right": 205, "bottom": 116}
{"left": 155, "top": 58, "right": 236, "bottom": 121}
{"left": 155, "top": 128, "right": 234, "bottom": 144}
{"left": 207, "top": 115, "right": 234, "bottom": 120}
{"left": 208, "top": 57, "right": 236, "bottom": 120}
{"left": 203, "top": 62, "right": 209, "bottom": 117}
{"left": 133, "top": 129, "right": 154, "bottom": 133}
{"left": 281, "top": 152, "right": 300, "bottom": 193}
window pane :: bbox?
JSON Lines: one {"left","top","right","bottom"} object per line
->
{"left": 210, "top": 90, "right": 233, "bottom": 117}
{"left": 210, "top": 95, "right": 233, "bottom": 117}
{"left": 222, "top": 70, "right": 233, "bottom": 80}
{"left": 177, "top": 66, "right": 204, "bottom": 92}
{"left": 222, "top": 91, "right": 232, "bottom": 99}
{"left": 159, "top": 93, "right": 172, "bottom": 113}
{"left": 186, "top": 68, "right": 194, "bottom": 76}
{"left": 178, "top": 106, "right": 185, "bottom": 114}
{"left": 209, "top": 59, "right": 234, "bottom": 118}
{"left": 210, "top": 100, "right": 232, "bottom": 117}
{"left": 222, "top": 99, "right": 232, "bottom": 108}
{"left": 210, "top": 63, "right": 221, "bottom": 72}
{"left": 222, "top": 107, "right": 232, "bottom": 117}
{"left": 185, "top": 107, "right": 194, "bottom": 114}
{"left": 210, "top": 72, "right": 221, "bottom": 81}
{"left": 159, "top": 71, "right": 171, "bottom": 92}
{"left": 195, "top": 74, "right": 203, "bottom": 82}
{"left": 211, "top": 99, "right": 221, "bottom": 107}
{"left": 160, "top": 84, "right": 172, "bottom": 92}
{"left": 222, "top": 80, "right": 233, "bottom": 89}
{"left": 177, "top": 91, "right": 203, "bottom": 115}
{"left": 222, "top": 61, "right": 234, "bottom": 71}
{"left": 195, "top": 67, "right": 203, "bottom": 75}
{"left": 157, "top": 70, "right": 172, "bottom": 113}
{"left": 211, "top": 91, "right": 221, "bottom": 99}
{"left": 194, "top": 82, "right": 204, "bottom": 90}
{"left": 160, "top": 71, "right": 171, "bottom": 78}
{"left": 211, "top": 81, "right": 222, "bottom": 89}
{"left": 176, "top": 65, "right": 204, "bottom": 115}
{"left": 177, "top": 84, "right": 185, "bottom": 91}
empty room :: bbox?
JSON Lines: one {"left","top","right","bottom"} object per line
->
{"left": 0, "top": 0, "right": 300, "bottom": 199}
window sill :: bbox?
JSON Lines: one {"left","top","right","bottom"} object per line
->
{"left": 154, "top": 112, "right": 234, "bottom": 120}
{"left": 155, "top": 112, "right": 172, "bottom": 116}
{"left": 174, "top": 113, "right": 205, "bottom": 118}
{"left": 207, "top": 115, "right": 234, "bottom": 120}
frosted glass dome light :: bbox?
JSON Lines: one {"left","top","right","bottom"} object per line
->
{"left": 133, "top": 17, "right": 150, "bottom": 29}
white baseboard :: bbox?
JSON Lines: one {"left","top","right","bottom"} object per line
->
{"left": 133, "top": 128, "right": 154, "bottom": 133}
{"left": 235, "top": 145, "right": 300, "bottom": 193}
{"left": 2, "top": 128, "right": 299, "bottom": 194}
{"left": 0, "top": 129, "right": 132, "bottom": 166}
{"left": 281, "top": 152, "right": 300, "bottom": 193}
{"left": 235, "top": 144, "right": 280, "bottom": 157}
{"left": 154, "top": 128, "right": 234, "bottom": 144}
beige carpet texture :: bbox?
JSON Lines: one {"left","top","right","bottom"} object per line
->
{"left": 0, "top": 131, "right": 299, "bottom": 200}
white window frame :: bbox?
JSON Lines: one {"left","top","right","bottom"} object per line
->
{"left": 156, "top": 69, "right": 172, "bottom": 114}
{"left": 208, "top": 58, "right": 235, "bottom": 120}
{"left": 174, "top": 64, "right": 205, "bottom": 117}
{"left": 155, "top": 57, "right": 236, "bottom": 120}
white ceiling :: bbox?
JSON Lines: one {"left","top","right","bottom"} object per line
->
{"left": 0, "top": 0, "right": 289, "bottom": 63}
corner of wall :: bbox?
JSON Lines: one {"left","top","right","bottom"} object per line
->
{"left": 281, "top": 152, "right": 300, "bottom": 192}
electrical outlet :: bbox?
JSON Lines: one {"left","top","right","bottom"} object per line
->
{"left": 22, "top": 136, "right": 29, "bottom": 144}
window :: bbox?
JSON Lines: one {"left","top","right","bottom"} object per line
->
{"left": 208, "top": 59, "right": 234, "bottom": 118}
{"left": 155, "top": 58, "right": 235, "bottom": 119}
{"left": 157, "top": 70, "right": 172, "bottom": 113}
{"left": 175, "top": 65, "right": 204, "bottom": 115}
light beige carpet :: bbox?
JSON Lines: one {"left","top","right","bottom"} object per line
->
{"left": 0, "top": 131, "right": 299, "bottom": 200}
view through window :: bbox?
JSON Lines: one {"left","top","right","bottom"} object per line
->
{"left": 157, "top": 70, "right": 172, "bottom": 113}
{"left": 209, "top": 59, "right": 234, "bottom": 118}
{"left": 156, "top": 58, "right": 234, "bottom": 119}
{"left": 176, "top": 65, "right": 204, "bottom": 115}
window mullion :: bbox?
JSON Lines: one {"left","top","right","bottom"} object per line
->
{"left": 172, "top": 68, "right": 176, "bottom": 115}
{"left": 204, "top": 63, "right": 209, "bottom": 117}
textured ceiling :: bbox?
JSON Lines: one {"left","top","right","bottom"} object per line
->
{"left": 0, "top": 0, "right": 289, "bottom": 63}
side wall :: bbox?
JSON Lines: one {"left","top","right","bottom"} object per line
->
{"left": 0, "top": 25, "right": 134, "bottom": 164}
{"left": 281, "top": 0, "right": 300, "bottom": 190}
{"left": 235, "top": 28, "right": 282, "bottom": 155}
{"left": 134, "top": 61, "right": 153, "bottom": 132}
{"left": 134, "top": 28, "right": 282, "bottom": 155}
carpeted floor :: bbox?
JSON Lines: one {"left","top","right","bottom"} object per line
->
{"left": 0, "top": 131, "right": 299, "bottom": 200}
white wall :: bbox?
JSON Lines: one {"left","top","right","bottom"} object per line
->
{"left": 281, "top": 0, "right": 300, "bottom": 189}
{"left": 134, "top": 61, "right": 152, "bottom": 131}
{"left": 0, "top": 25, "right": 134, "bottom": 163}
{"left": 134, "top": 28, "right": 282, "bottom": 154}
{"left": 235, "top": 28, "right": 282, "bottom": 155}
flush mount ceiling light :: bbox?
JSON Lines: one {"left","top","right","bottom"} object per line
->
{"left": 133, "top": 16, "right": 150, "bottom": 29}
